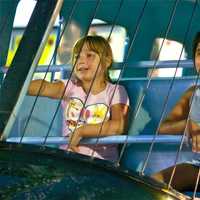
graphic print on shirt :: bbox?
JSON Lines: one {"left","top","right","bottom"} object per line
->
{"left": 64, "top": 98, "right": 109, "bottom": 133}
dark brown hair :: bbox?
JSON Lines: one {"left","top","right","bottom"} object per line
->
{"left": 193, "top": 32, "right": 200, "bottom": 60}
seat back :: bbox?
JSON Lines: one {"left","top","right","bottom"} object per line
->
{"left": 10, "top": 96, "right": 63, "bottom": 138}
{"left": 119, "top": 77, "right": 197, "bottom": 135}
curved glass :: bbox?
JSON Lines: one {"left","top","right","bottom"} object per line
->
{"left": 0, "top": 142, "right": 184, "bottom": 200}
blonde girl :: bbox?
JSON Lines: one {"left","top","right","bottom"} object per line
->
{"left": 29, "top": 35, "right": 129, "bottom": 162}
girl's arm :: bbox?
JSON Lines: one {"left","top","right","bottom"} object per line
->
{"left": 28, "top": 79, "right": 65, "bottom": 99}
{"left": 159, "top": 119, "right": 187, "bottom": 134}
{"left": 159, "top": 87, "right": 194, "bottom": 134}
{"left": 69, "top": 103, "right": 129, "bottom": 147}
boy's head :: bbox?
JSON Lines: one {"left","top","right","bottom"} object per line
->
{"left": 193, "top": 32, "right": 200, "bottom": 73}
{"left": 193, "top": 32, "right": 200, "bottom": 59}
{"left": 72, "top": 35, "right": 113, "bottom": 70}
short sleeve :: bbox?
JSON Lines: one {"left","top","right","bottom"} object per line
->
{"left": 109, "top": 84, "right": 129, "bottom": 106}
{"left": 189, "top": 88, "right": 200, "bottom": 123}
{"left": 60, "top": 79, "right": 73, "bottom": 97}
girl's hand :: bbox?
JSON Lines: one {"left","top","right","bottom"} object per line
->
{"left": 68, "top": 128, "right": 82, "bottom": 148}
{"left": 68, "top": 146, "right": 80, "bottom": 152}
{"left": 189, "top": 120, "right": 200, "bottom": 153}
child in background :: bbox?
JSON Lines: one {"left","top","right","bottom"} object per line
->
{"left": 159, "top": 32, "right": 200, "bottom": 152}
{"left": 28, "top": 35, "right": 129, "bottom": 162}
{"left": 152, "top": 32, "right": 200, "bottom": 192}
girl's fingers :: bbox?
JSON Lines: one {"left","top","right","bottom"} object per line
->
{"left": 192, "top": 135, "right": 197, "bottom": 152}
{"left": 68, "top": 132, "right": 82, "bottom": 147}
{"left": 68, "top": 146, "right": 79, "bottom": 152}
{"left": 192, "top": 135, "right": 200, "bottom": 152}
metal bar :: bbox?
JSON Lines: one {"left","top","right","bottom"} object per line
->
{"left": 0, "top": 59, "right": 194, "bottom": 74}
{"left": 6, "top": 135, "right": 187, "bottom": 145}
{"left": 112, "top": 59, "right": 194, "bottom": 69}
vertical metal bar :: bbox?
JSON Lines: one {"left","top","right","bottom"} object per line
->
{"left": 0, "top": 0, "right": 19, "bottom": 83}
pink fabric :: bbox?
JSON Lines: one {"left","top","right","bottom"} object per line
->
{"left": 60, "top": 79, "right": 129, "bottom": 162}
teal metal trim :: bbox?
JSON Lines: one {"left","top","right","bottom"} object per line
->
{"left": 0, "top": 0, "right": 19, "bottom": 84}
{"left": 0, "top": 0, "right": 19, "bottom": 67}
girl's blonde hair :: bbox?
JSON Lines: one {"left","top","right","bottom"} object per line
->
{"left": 72, "top": 35, "right": 113, "bottom": 80}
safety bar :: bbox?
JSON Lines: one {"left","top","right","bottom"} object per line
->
{"left": 6, "top": 135, "right": 187, "bottom": 145}
{"left": 112, "top": 59, "right": 194, "bottom": 69}
{"left": 0, "top": 65, "right": 71, "bottom": 74}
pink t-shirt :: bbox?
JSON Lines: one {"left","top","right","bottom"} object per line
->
{"left": 60, "top": 79, "right": 129, "bottom": 162}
